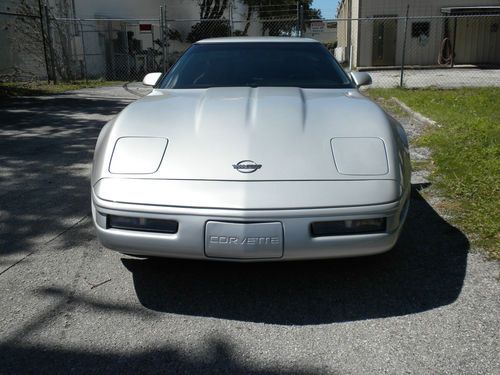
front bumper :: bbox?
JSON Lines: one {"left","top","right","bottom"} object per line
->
{"left": 92, "top": 188, "right": 409, "bottom": 261}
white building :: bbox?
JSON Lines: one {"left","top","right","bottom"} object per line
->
{"left": 0, "top": 0, "right": 252, "bottom": 80}
{"left": 71, "top": 0, "right": 251, "bottom": 79}
{"left": 336, "top": 0, "right": 500, "bottom": 68}
{"left": 303, "top": 20, "right": 337, "bottom": 46}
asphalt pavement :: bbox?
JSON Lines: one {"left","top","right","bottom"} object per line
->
{"left": 0, "top": 84, "right": 498, "bottom": 374}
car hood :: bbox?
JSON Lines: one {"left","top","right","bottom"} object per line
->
{"left": 93, "top": 87, "right": 404, "bottom": 183}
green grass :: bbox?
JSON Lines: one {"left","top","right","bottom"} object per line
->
{"left": 370, "top": 88, "right": 500, "bottom": 259}
{"left": 0, "top": 80, "right": 125, "bottom": 97}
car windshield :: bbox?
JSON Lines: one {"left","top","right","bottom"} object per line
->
{"left": 159, "top": 42, "right": 354, "bottom": 89}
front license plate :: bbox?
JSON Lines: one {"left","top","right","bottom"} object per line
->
{"left": 205, "top": 221, "right": 283, "bottom": 259}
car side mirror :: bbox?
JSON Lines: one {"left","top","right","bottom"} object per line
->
{"left": 350, "top": 72, "right": 372, "bottom": 88}
{"left": 142, "top": 72, "right": 162, "bottom": 86}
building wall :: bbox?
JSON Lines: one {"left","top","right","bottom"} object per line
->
{"left": 74, "top": 0, "right": 195, "bottom": 20}
{"left": 0, "top": 0, "right": 252, "bottom": 80}
{"left": 0, "top": 0, "right": 73, "bottom": 80}
{"left": 337, "top": 0, "right": 500, "bottom": 68}
{"left": 71, "top": 0, "right": 250, "bottom": 78}
{"left": 335, "top": 0, "right": 359, "bottom": 65}
{"left": 359, "top": 0, "right": 500, "bottom": 19}
{"left": 454, "top": 16, "right": 500, "bottom": 64}
{"left": 351, "top": 0, "right": 360, "bottom": 67}
{"left": 73, "top": 0, "right": 249, "bottom": 59}
{"left": 335, "top": 1, "right": 349, "bottom": 62}
{"left": 358, "top": 0, "right": 500, "bottom": 67}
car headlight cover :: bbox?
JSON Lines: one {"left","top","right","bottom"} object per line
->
{"left": 331, "top": 137, "right": 388, "bottom": 175}
{"left": 109, "top": 137, "right": 168, "bottom": 174}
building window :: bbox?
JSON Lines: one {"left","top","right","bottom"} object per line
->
{"left": 411, "top": 22, "right": 430, "bottom": 38}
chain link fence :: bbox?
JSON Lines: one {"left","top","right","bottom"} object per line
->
{"left": 163, "top": 17, "right": 299, "bottom": 58}
{"left": 73, "top": 19, "right": 164, "bottom": 81}
{"left": 1, "top": 8, "right": 499, "bottom": 88}
{"left": 335, "top": 14, "right": 500, "bottom": 88}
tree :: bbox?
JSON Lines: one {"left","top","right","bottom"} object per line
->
{"left": 239, "top": 0, "right": 322, "bottom": 36}
{"left": 186, "top": 0, "right": 322, "bottom": 41}
{"left": 243, "top": 0, "right": 321, "bottom": 20}
{"left": 187, "top": 0, "right": 231, "bottom": 43}
{"left": 198, "top": 0, "right": 229, "bottom": 19}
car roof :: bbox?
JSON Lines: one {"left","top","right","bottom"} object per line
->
{"left": 195, "top": 37, "right": 320, "bottom": 44}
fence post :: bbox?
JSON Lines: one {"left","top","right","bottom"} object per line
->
{"left": 349, "top": 44, "right": 353, "bottom": 71}
{"left": 299, "top": 4, "right": 304, "bottom": 37}
{"left": 37, "top": 0, "right": 50, "bottom": 83}
{"left": 229, "top": 0, "right": 234, "bottom": 36}
{"left": 151, "top": 22, "right": 155, "bottom": 72}
{"left": 43, "top": 4, "right": 57, "bottom": 84}
{"left": 400, "top": 5, "right": 409, "bottom": 87}
{"left": 79, "top": 20, "right": 88, "bottom": 83}
{"left": 160, "top": 6, "right": 166, "bottom": 73}
{"left": 107, "top": 21, "right": 116, "bottom": 80}
{"left": 163, "top": 5, "right": 169, "bottom": 71}
{"left": 451, "top": 16, "right": 457, "bottom": 68}
{"left": 124, "top": 23, "right": 130, "bottom": 79}
{"left": 296, "top": 1, "right": 300, "bottom": 37}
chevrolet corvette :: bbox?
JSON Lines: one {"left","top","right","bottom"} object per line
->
{"left": 91, "top": 37, "right": 410, "bottom": 261}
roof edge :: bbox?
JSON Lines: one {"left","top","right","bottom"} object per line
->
{"left": 195, "top": 37, "right": 320, "bottom": 44}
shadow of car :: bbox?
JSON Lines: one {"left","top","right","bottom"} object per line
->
{"left": 123, "top": 185, "right": 468, "bottom": 325}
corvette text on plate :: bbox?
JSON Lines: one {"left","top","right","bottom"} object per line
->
{"left": 209, "top": 236, "right": 280, "bottom": 245}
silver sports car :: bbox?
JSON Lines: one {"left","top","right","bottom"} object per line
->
{"left": 91, "top": 37, "right": 411, "bottom": 261}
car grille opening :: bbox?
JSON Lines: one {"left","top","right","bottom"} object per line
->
{"left": 107, "top": 215, "right": 178, "bottom": 234}
{"left": 311, "top": 218, "right": 386, "bottom": 237}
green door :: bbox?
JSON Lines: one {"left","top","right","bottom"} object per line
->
{"left": 372, "top": 18, "right": 397, "bottom": 66}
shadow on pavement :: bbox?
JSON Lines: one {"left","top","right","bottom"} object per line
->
{"left": 124, "top": 186, "right": 469, "bottom": 325}
{"left": 0, "top": 337, "right": 318, "bottom": 374}
{"left": 0, "top": 286, "right": 319, "bottom": 374}
{"left": 0, "top": 95, "right": 129, "bottom": 259}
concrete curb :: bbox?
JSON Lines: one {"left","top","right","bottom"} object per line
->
{"left": 390, "top": 97, "right": 438, "bottom": 127}
{"left": 123, "top": 82, "right": 152, "bottom": 98}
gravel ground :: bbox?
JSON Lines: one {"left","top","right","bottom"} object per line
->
{"left": 368, "top": 68, "right": 500, "bottom": 88}
{"left": 0, "top": 85, "right": 498, "bottom": 374}
{"left": 371, "top": 96, "right": 434, "bottom": 185}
